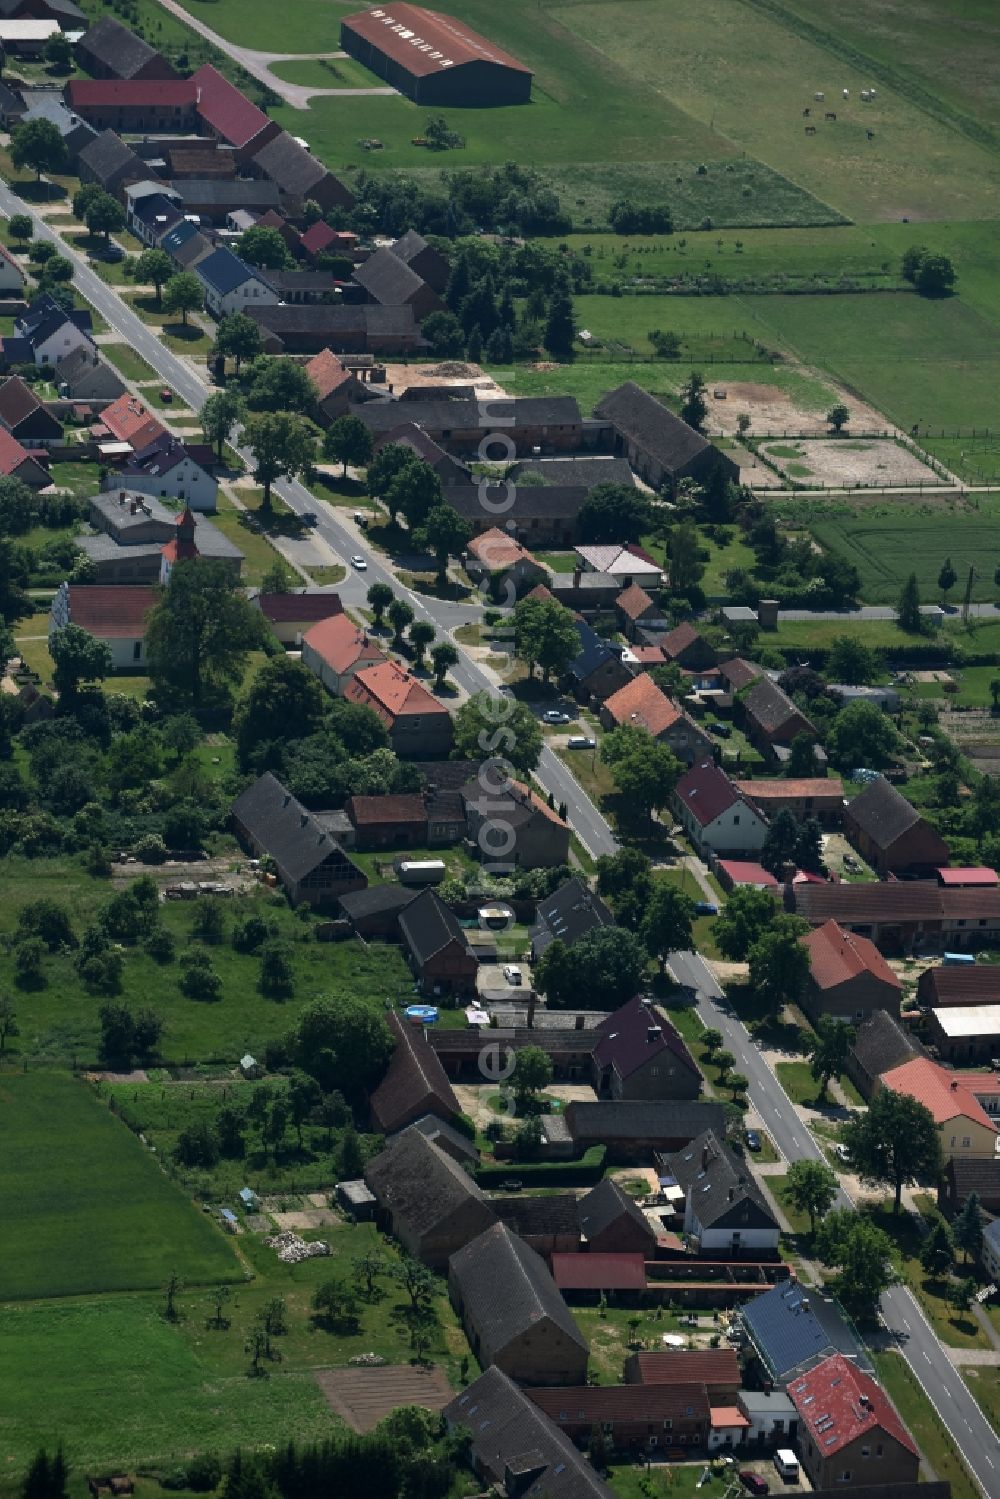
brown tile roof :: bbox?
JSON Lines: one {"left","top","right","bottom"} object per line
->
{"left": 626, "top": 1348, "right": 741, "bottom": 1387}
{"left": 305, "top": 347, "right": 352, "bottom": 402}
{"left": 719, "top": 657, "right": 764, "bottom": 691}
{"left": 0, "top": 375, "right": 43, "bottom": 428}
{"left": 675, "top": 761, "right": 743, "bottom": 828}
{"left": 616, "top": 582, "right": 657, "bottom": 622}
{"left": 530, "top": 1383, "right": 711, "bottom": 1426}
{"left": 736, "top": 778, "right": 844, "bottom": 802}
{"left": 467, "top": 526, "right": 538, "bottom": 571}
{"left": 369, "top": 1010, "right": 460, "bottom": 1133}
{"left": 258, "top": 591, "right": 342, "bottom": 625}
{"left": 341, "top": 3, "right": 532, "bottom": 77}
{"left": 603, "top": 673, "right": 681, "bottom": 736}
{"left": 0, "top": 425, "right": 35, "bottom": 476}
{"left": 64, "top": 584, "right": 158, "bottom": 637}
{"left": 920, "top": 966, "right": 1000, "bottom": 1005}
{"left": 845, "top": 776, "right": 948, "bottom": 857}
{"left": 661, "top": 620, "right": 702, "bottom": 658}
{"left": 744, "top": 676, "right": 814, "bottom": 736}
{"left": 303, "top": 612, "right": 384, "bottom": 674}
{"left": 347, "top": 793, "right": 426, "bottom": 827}
{"left": 803, "top": 919, "right": 901, "bottom": 992}
{"left": 794, "top": 880, "right": 1000, "bottom": 926}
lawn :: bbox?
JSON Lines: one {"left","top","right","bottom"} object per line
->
{"left": 46, "top": 460, "right": 103, "bottom": 501}
{"left": 268, "top": 55, "right": 383, "bottom": 91}
{"left": 874, "top": 1352, "right": 980, "bottom": 1499}
{"left": 212, "top": 490, "right": 290, "bottom": 587}
{"left": 574, "top": 1303, "right": 710, "bottom": 1384}
{"left": 0, "top": 1072, "right": 241, "bottom": 1300}
{"left": 164, "top": 0, "right": 352, "bottom": 52}
{"left": 0, "top": 860, "right": 413, "bottom": 1066}
{"left": 102, "top": 343, "right": 159, "bottom": 384}
{"left": 774, "top": 1059, "right": 829, "bottom": 1107}
{"left": 867, "top": 1199, "right": 991, "bottom": 1351}
{"left": 807, "top": 504, "right": 1000, "bottom": 604}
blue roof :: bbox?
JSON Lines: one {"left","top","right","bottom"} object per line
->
{"left": 985, "top": 1219, "right": 1000, "bottom": 1253}
{"left": 238, "top": 1187, "right": 257, "bottom": 1206}
{"left": 739, "top": 1281, "right": 870, "bottom": 1381}
{"left": 568, "top": 619, "right": 621, "bottom": 683}
{"left": 161, "top": 218, "right": 199, "bottom": 253}
{"left": 220, "top": 1208, "right": 238, "bottom": 1223}
{"left": 196, "top": 247, "right": 257, "bottom": 297}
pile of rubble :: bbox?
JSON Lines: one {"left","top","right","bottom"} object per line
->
{"left": 264, "top": 1231, "right": 330, "bottom": 1264}
{"left": 349, "top": 1352, "right": 387, "bottom": 1367}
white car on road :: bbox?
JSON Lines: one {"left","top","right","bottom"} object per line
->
{"left": 351, "top": 555, "right": 368, "bottom": 570}
{"left": 502, "top": 965, "right": 523, "bottom": 986}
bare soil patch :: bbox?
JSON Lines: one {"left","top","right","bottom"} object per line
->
{"left": 385, "top": 361, "right": 508, "bottom": 396}
{"left": 761, "top": 437, "right": 942, "bottom": 488}
{"left": 710, "top": 379, "right": 887, "bottom": 437}
{"left": 314, "top": 1365, "right": 453, "bottom": 1432}
{"left": 272, "top": 1208, "right": 341, "bottom": 1230}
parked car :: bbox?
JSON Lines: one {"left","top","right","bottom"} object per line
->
{"left": 835, "top": 1142, "right": 851, "bottom": 1164}
{"left": 710, "top": 720, "right": 731, "bottom": 738}
{"left": 567, "top": 735, "right": 596, "bottom": 749}
{"left": 694, "top": 901, "right": 718, "bottom": 916}
{"left": 744, "top": 1128, "right": 762, "bottom": 1152}
{"left": 159, "top": 387, "right": 172, "bottom": 403}
{"left": 300, "top": 511, "right": 317, "bottom": 526}
{"left": 502, "top": 964, "right": 523, "bottom": 986}
{"left": 351, "top": 555, "right": 367, "bottom": 570}
{"left": 739, "top": 1474, "right": 769, "bottom": 1496}
{"left": 543, "top": 710, "right": 571, "bottom": 724}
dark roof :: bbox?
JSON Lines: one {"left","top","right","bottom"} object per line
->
{"left": 492, "top": 1193, "right": 581, "bottom": 1238}
{"left": 850, "top": 1010, "right": 924, "bottom": 1078}
{"left": 398, "top": 887, "right": 472, "bottom": 966}
{"left": 445, "top": 1367, "right": 615, "bottom": 1499}
{"left": 793, "top": 881, "right": 1000, "bottom": 926}
{"left": 231, "top": 770, "right": 362, "bottom": 884}
{"left": 393, "top": 1112, "right": 479, "bottom": 1163}
{"left": 566, "top": 618, "right": 624, "bottom": 687}
{"left": 190, "top": 63, "right": 272, "bottom": 149}
{"left": 178, "top": 180, "right": 281, "bottom": 209}
{"left": 564, "top": 1100, "right": 727, "bottom": 1143}
{"left": 195, "top": 247, "right": 260, "bottom": 296}
{"left": 130, "top": 193, "right": 184, "bottom": 236}
{"left": 675, "top": 761, "right": 744, "bottom": 829}
{"left": 55, "top": 347, "right": 126, "bottom": 400}
{"left": 532, "top": 877, "right": 614, "bottom": 955}
{"left": 369, "top": 1010, "right": 461, "bottom": 1134}
{"left": 76, "top": 15, "right": 173, "bottom": 79}
{"left": 375, "top": 422, "right": 470, "bottom": 480}
{"left": 744, "top": 676, "right": 815, "bottom": 736}
{"left": 354, "top": 246, "right": 430, "bottom": 306}
{"left": 594, "top": 381, "right": 713, "bottom": 473}
{"left": 20, "top": 94, "right": 96, "bottom": 149}
{"left": 257, "top": 590, "right": 342, "bottom": 625}
{"left": 78, "top": 129, "right": 142, "bottom": 185}
{"left": 578, "top": 1178, "right": 655, "bottom": 1245}
{"left": 0, "top": 79, "right": 25, "bottom": 116}
{"left": 365, "top": 1129, "right": 493, "bottom": 1240}
{"left": 510, "top": 455, "right": 635, "bottom": 490}
{"left": 347, "top": 793, "right": 426, "bottom": 828}
{"left": 447, "top": 483, "right": 587, "bottom": 522}
{"left": 259, "top": 269, "right": 336, "bottom": 297}
{"left": 530, "top": 1384, "right": 712, "bottom": 1427}
{"left": 921, "top": 966, "right": 1000, "bottom": 1005}
{"left": 252, "top": 130, "right": 347, "bottom": 199}
{"left": 18, "top": 295, "right": 92, "bottom": 352}
{"left": 361, "top": 397, "right": 479, "bottom": 434}
{"left": 0, "top": 0, "right": 83, "bottom": 17}
{"left": 947, "top": 1156, "right": 1000, "bottom": 1197}
{"left": 249, "top": 303, "right": 418, "bottom": 338}
{"left": 626, "top": 1348, "right": 741, "bottom": 1387}
{"left": 0, "top": 376, "right": 50, "bottom": 430}
{"left": 338, "top": 884, "right": 417, "bottom": 921}
{"left": 811, "top": 1486, "right": 950, "bottom": 1499}
{"left": 845, "top": 776, "right": 931, "bottom": 852}
{"left": 417, "top": 759, "right": 481, "bottom": 792}
{"left": 665, "top": 1129, "right": 778, "bottom": 1231}
{"left": 592, "top": 996, "right": 700, "bottom": 1083}
{"left": 430, "top": 1027, "right": 600, "bottom": 1058}
{"left": 449, "top": 1222, "right": 588, "bottom": 1359}
{"left": 719, "top": 657, "right": 765, "bottom": 691}
{"left": 738, "top": 1281, "right": 871, "bottom": 1382}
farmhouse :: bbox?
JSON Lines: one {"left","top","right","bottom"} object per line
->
{"left": 594, "top": 381, "right": 739, "bottom": 494}
{"left": 254, "top": 590, "right": 342, "bottom": 646}
{"left": 64, "top": 79, "right": 198, "bottom": 133}
{"left": 55, "top": 347, "right": 126, "bottom": 403}
{"left": 616, "top": 582, "right": 666, "bottom": 640}
{"left": 194, "top": 248, "right": 279, "bottom": 318}
{"left": 846, "top": 1010, "right": 925, "bottom": 1101}
{"left": 843, "top": 777, "right": 950, "bottom": 877}
{"left": 75, "top": 15, "right": 177, "bottom": 79}
{"left": 917, "top": 964, "right": 1000, "bottom": 1008}
{"left": 464, "top": 528, "right": 547, "bottom": 597}
{"left": 878, "top": 1057, "right": 997, "bottom": 1161}
{"left": 741, "top": 676, "right": 817, "bottom": 759}
{"left": 660, "top": 621, "right": 718, "bottom": 671}
{"left": 345, "top": 661, "right": 454, "bottom": 758}
{"left": 247, "top": 303, "right": 422, "bottom": 356}
{"left": 592, "top": 995, "right": 702, "bottom": 1102}
{"left": 577, "top": 1177, "right": 656, "bottom": 1254}
{"left": 564, "top": 619, "right": 633, "bottom": 704}
{"left": 49, "top": 582, "right": 157, "bottom": 672}
{"left": 301, "top": 612, "right": 385, "bottom": 694}
{"left": 736, "top": 777, "right": 844, "bottom": 827}
{"left": 365, "top": 1129, "right": 495, "bottom": 1268}
{"left": 369, "top": 1010, "right": 461, "bottom": 1135}
{"left": 304, "top": 349, "right": 360, "bottom": 425}
{"left": 450, "top": 484, "right": 588, "bottom": 545}
{"left": 0, "top": 426, "right": 48, "bottom": 488}
{"left": 374, "top": 423, "right": 469, "bottom": 485}
{"left": 559, "top": 1100, "right": 727, "bottom": 1163}
{"left": 664, "top": 1130, "right": 780, "bottom": 1255}
{"left": 230, "top": 771, "right": 367, "bottom": 909}
{"left": 0, "top": 377, "right": 62, "bottom": 446}
{"left": 448, "top": 1223, "right": 589, "bottom": 1385}
{"left": 601, "top": 675, "right": 713, "bottom": 766}
{"left": 940, "top": 1156, "right": 1000, "bottom": 1216}
{"left": 189, "top": 63, "right": 281, "bottom": 159}
{"left": 340, "top": 3, "right": 533, "bottom": 106}
{"left": 16, "top": 296, "right": 94, "bottom": 368}
{"left": 788, "top": 1355, "right": 919, "bottom": 1490}
{"left": 800, "top": 919, "right": 902, "bottom": 1025}
{"left": 673, "top": 761, "right": 768, "bottom": 857}
{"left": 463, "top": 775, "right": 569, "bottom": 871}
{"left": 531, "top": 876, "right": 615, "bottom": 958}
{"left": 624, "top": 1348, "right": 741, "bottom": 1397}
{"left": 389, "top": 230, "right": 449, "bottom": 293}
{"left": 791, "top": 879, "right": 1000, "bottom": 954}
{"left": 346, "top": 793, "right": 428, "bottom": 852}
{"left": 117, "top": 434, "right": 219, "bottom": 512}
{"left": 353, "top": 246, "right": 443, "bottom": 320}
{"left": 77, "top": 130, "right": 145, "bottom": 196}
{"left": 397, "top": 887, "right": 478, "bottom": 997}
{"left": 250, "top": 131, "right": 354, "bottom": 214}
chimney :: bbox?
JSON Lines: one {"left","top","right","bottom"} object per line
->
{"left": 757, "top": 599, "right": 779, "bottom": 631}
{"left": 951, "top": 1079, "right": 959, "bottom": 1090}
{"left": 702, "top": 1143, "right": 710, "bottom": 1170}
{"left": 728, "top": 1187, "right": 735, "bottom": 1201}
{"left": 572, "top": 567, "right": 582, "bottom": 587}
{"left": 526, "top": 990, "right": 536, "bottom": 1028}
{"left": 575, "top": 1013, "right": 585, "bottom": 1030}
{"left": 859, "top": 1394, "right": 872, "bottom": 1410}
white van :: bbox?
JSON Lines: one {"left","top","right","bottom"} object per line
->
{"left": 773, "top": 1451, "right": 799, "bottom": 1482}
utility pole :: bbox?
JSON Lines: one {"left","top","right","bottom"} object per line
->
{"left": 961, "top": 563, "right": 975, "bottom": 627}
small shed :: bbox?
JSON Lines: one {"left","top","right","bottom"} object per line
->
{"left": 239, "top": 1187, "right": 259, "bottom": 1211}
{"left": 336, "top": 1178, "right": 376, "bottom": 1220}
{"left": 220, "top": 1208, "right": 238, "bottom": 1233}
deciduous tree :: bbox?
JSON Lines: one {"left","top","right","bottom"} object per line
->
{"left": 714, "top": 884, "right": 777, "bottom": 960}
{"left": 680, "top": 370, "right": 708, "bottom": 432}
{"left": 785, "top": 1158, "right": 838, "bottom": 1235}
{"left": 135, "top": 247, "right": 174, "bottom": 305}
{"left": 843, "top": 1087, "right": 942, "bottom": 1213}
{"left": 323, "top": 412, "right": 373, "bottom": 476}
{"left": 816, "top": 1209, "right": 897, "bottom": 1308}
{"left": 145, "top": 558, "right": 263, "bottom": 708}
{"left": 747, "top": 915, "right": 810, "bottom": 1015}
{"left": 10, "top": 117, "right": 67, "bottom": 181}
{"left": 808, "top": 1016, "right": 855, "bottom": 1099}
{"left": 243, "top": 411, "right": 315, "bottom": 513}
{"left": 214, "top": 312, "right": 263, "bottom": 375}
{"left": 200, "top": 389, "right": 246, "bottom": 461}
{"left": 162, "top": 271, "right": 203, "bottom": 325}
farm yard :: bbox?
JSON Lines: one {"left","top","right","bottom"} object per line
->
{"left": 758, "top": 436, "right": 943, "bottom": 487}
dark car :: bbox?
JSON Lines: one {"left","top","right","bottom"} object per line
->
{"left": 744, "top": 1128, "right": 762, "bottom": 1152}
{"left": 694, "top": 901, "right": 718, "bottom": 916}
{"left": 100, "top": 243, "right": 125, "bottom": 262}
{"left": 300, "top": 512, "right": 317, "bottom": 526}
{"left": 740, "top": 1474, "right": 769, "bottom": 1496}
{"left": 710, "top": 720, "right": 732, "bottom": 738}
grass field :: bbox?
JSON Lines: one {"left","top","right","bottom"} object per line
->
{"left": 875, "top": 1352, "right": 980, "bottom": 1499}
{"left": 267, "top": 55, "right": 382, "bottom": 90}
{"left": 807, "top": 503, "right": 1000, "bottom": 603}
{"left": 103, "top": 344, "right": 159, "bottom": 384}
{"left": 0, "top": 1073, "right": 240, "bottom": 1300}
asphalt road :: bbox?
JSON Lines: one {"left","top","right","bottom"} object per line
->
{"left": 12, "top": 181, "right": 997, "bottom": 1489}
{"left": 667, "top": 949, "right": 1000, "bottom": 1498}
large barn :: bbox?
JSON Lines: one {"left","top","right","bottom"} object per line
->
{"left": 340, "top": 4, "right": 533, "bottom": 106}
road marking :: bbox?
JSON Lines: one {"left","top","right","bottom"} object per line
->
{"left": 922, "top": 1351, "right": 931, "bottom": 1363}
{"left": 985, "top": 1454, "right": 994, "bottom": 1468}
{"left": 902, "top": 1319, "right": 911, "bottom": 1331}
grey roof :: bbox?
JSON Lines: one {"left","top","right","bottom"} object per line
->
{"left": 231, "top": 770, "right": 362, "bottom": 884}
{"left": 665, "top": 1129, "right": 778, "bottom": 1231}
{"left": 130, "top": 193, "right": 184, "bottom": 235}
{"left": 75, "top": 14, "right": 170, "bottom": 78}
{"left": 361, "top": 397, "right": 479, "bottom": 434}
{"left": 20, "top": 93, "right": 96, "bottom": 150}
{"left": 737, "top": 1388, "right": 796, "bottom": 1418}
{"left": 565, "top": 1099, "right": 726, "bottom": 1143}
{"left": 78, "top": 129, "right": 142, "bottom": 186}
{"left": 364, "top": 1128, "right": 493, "bottom": 1240}
{"left": 594, "top": 381, "right": 712, "bottom": 473}
{"left": 390, "top": 228, "right": 433, "bottom": 264}
{"left": 0, "top": 0, "right": 83, "bottom": 18}
{"left": 510, "top": 456, "right": 636, "bottom": 490}
{"left": 744, "top": 675, "right": 814, "bottom": 736}
{"left": 394, "top": 1112, "right": 479, "bottom": 1163}
{"left": 811, "top": 1487, "right": 949, "bottom": 1499}
{"left": 177, "top": 180, "right": 281, "bottom": 209}
{"left": 445, "top": 1367, "right": 615, "bottom": 1499}
{"left": 55, "top": 347, "right": 126, "bottom": 400}
{"left": 398, "top": 887, "right": 472, "bottom": 966}
{"left": 370, "top": 1011, "right": 461, "bottom": 1135}
{"left": 449, "top": 1222, "right": 588, "bottom": 1360}
{"left": 850, "top": 1010, "right": 924, "bottom": 1079}
{"left": 375, "top": 423, "right": 470, "bottom": 480}
{"left": 739, "top": 1281, "right": 871, "bottom": 1382}
{"left": 249, "top": 303, "right": 417, "bottom": 338}
{"left": 259, "top": 269, "right": 336, "bottom": 297}
{"left": 491, "top": 1193, "right": 581, "bottom": 1238}
{"left": 448, "top": 483, "right": 587, "bottom": 522}
{"left": 566, "top": 619, "right": 624, "bottom": 686}
{"left": 948, "top": 1156, "right": 1000, "bottom": 1200}
{"left": 18, "top": 296, "right": 92, "bottom": 352}
{"left": 195, "top": 247, "right": 260, "bottom": 296}
{"left": 845, "top": 776, "right": 925, "bottom": 851}
{"left": 338, "top": 884, "right": 417, "bottom": 921}
{"left": 532, "top": 877, "right": 614, "bottom": 954}
{"left": 0, "top": 79, "right": 24, "bottom": 117}
{"left": 355, "top": 246, "right": 431, "bottom": 307}
{"left": 578, "top": 1178, "right": 654, "bottom": 1244}
{"left": 123, "top": 433, "right": 216, "bottom": 482}
{"left": 252, "top": 130, "right": 329, "bottom": 195}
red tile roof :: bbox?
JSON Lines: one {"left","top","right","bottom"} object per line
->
{"left": 525, "top": 582, "right": 556, "bottom": 603}
{"left": 467, "top": 526, "right": 537, "bottom": 571}
{"left": 98, "top": 394, "right": 165, "bottom": 450}
{"left": 675, "top": 761, "right": 743, "bottom": 829}
{"left": 299, "top": 221, "right": 338, "bottom": 257}
{"left": 880, "top": 1057, "right": 997, "bottom": 1131}
{"left": 938, "top": 867, "right": 999, "bottom": 886}
{"left": 0, "top": 425, "right": 34, "bottom": 476}
{"left": 661, "top": 620, "right": 702, "bottom": 658}
{"left": 803, "top": 919, "right": 901, "bottom": 993}
{"left": 603, "top": 673, "right": 681, "bottom": 736}
{"left": 347, "top": 660, "right": 449, "bottom": 720}
{"left": 736, "top": 778, "right": 844, "bottom": 802}
{"left": 347, "top": 793, "right": 426, "bottom": 827}
{"left": 629, "top": 645, "right": 665, "bottom": 666}
{"left": 627, "top": 1348, "right": 741, "bottom": 1387}
{"left": 190, "top": 63, "right": 272, "bottom": 148}
{"left": 258, "top": 591, "right": 342, "bottom": 625}
{"left": 341, "top": 3, "right": 532, "bottom": 78}
{"left": 788, "top": 1354, "right": 917, "bottom": 1460}
{"left": 616, "top": 582, "right": 656, "bottom": 622}
{"left": 551, "top": 1252, "right": 647, "bottom": 1291}
{"left": 65, "top": 584, "right": 158, "bottom": 637}
{"left": 66, "top": 79, "right": 196, "bottom": 107}
{"left": 303, "top": 612, "right": 384, "bottom": 674}
{"left": 510, "top": 779, "right": 567, "bottom": 829}
{"left": 717, "top": 860, "right": 778, "bottom": 888}
{"left": 305, "top": 348, "right": 352, "bottom": 402}
{"left": 710, "top": 1407, "right": 749, "bottom": 1428}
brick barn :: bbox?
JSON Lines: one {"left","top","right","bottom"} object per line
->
{"left": 340, "top": 3, "right": 533, "bottom": 106}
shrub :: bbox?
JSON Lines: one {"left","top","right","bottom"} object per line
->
{"left": 179, "top": 951, "right": 222, "bottom": 1002}
{"left": 144, "top": 925, "right": 176, "bottom": 964}
{"left": 134, "top": 832, "right": 168, "bottom": 864}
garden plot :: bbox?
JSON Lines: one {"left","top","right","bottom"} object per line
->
{"left": 760, "top": 438, "right": 943, "bottom": 488}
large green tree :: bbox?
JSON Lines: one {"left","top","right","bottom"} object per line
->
{"left": 323, "top": 413, "right": 373, "bottom": 476}
{"left": 816, "top": 1209, "right": 897, "bottom": 1309}
{"left": 243, "top": 412, "right": 315, "bottom": 513}
{"left": 785, "top": 1158, "right": 838, "bottom": 1235}
{"left": 642, "top": 881, "right": 694, "bottom": 968}
{"left": 417, "top": 503, "right": 471, "bottom": 588}
{"left": 239, "top": 226, "right": 291, "bottom": 269}
{"left": 534, "top": 926, "right": 648, "bottom": 1010}
{"left": 10, "top": 117, "right": 67, "bottom": 181}
{"left": 386, "top": 457, "right": 443, "bottom": 531}
{"left": 200, "top": 389, "right": 246, "bottom": 461}
{"left": 162, "top": 271, "right": 204, "bottom": 325}
{"left": 747, "top": 915, "right": 810, "bottom": 1015}
{"left": 215, "top": 312, "right": 264, "bottom": 375}
{"left": 843, "top": 1087, "right": 942, "bottom": 1213}
{"left": 134, "top": 248, "right": 174, "bottom": 305}
{"left": 292, "top": 995, "right": 392, "bottom": 1102}
{"left": 145, "top": 559, "right": 263, "bottom": 708}
{"left": 248, "top": 358, "right": 319, "bottom": 415}
{"left": 714, "top": 885, "right": 777, "bottom": 960}
{"left": 233, "top": 655, "right": 326, "bottom": 771}
{"left": 808, "top": 1016, "right": 855, "bottom": 1100}
{"left": 576, "top": 483, "right": 651, "bottom": 545}
{"left": 826, "top": 703, "right": 899, "bottom": 770}
{"left": 513, "top": 595, "right": 579, "bottom": 683}
{"left": 600, "top": 724, "right": 681, "bottom": 824}
{"left": 453, "top": 692, "right": 542, "bottom": 775}
{"left": 50, "top": 623, "right": 111, "bottom": 701}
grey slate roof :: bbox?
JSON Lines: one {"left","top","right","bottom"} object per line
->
{"left": 393, "top": 1112, "right": 479, "bottom": 1163}
{"left": 55, "top": 347, "right": 126, "bottom": 400}
{"left": 177, "top": 180, "right": 281, "bottom": 210}
{"left": 78, "top": 129, "right": 142, "bottom": 187}
{"left": 845, "top": 776, "right": 923, "bottom": 851}
{"left": 195, "top": 247, "right": 259, "bottom": 296}
{"left": 361, "top": 397, "right": 479, "bottom": 434}
{"left": 564, "top": 1099, "right": 726, "bottom": 1144}
{"left": 531, "top": 876, "right": 614, "bottom": 955}
{"left": 491, "top": 1193, "right": 581, "bottom": 1239}
{"left": 252, "top": 130, "right": 330, "bottom": 196}
{"left": 577, "top": 1177, "right": 655, "bottom": 1245}
{"left": 664, "top": 1129, "right": 778, "bottom": 1231}
{"left": 744, "top": 675, "right": 814, "bottom": 736}
{"left": 398, "top": 887, "right": 472, "bottom": 966}
{"left": 338, "top": 884, "right": 417, "bottom": 921}
{"left": 594, "top": 381, "right": 712, "bottom": 472}
{"left": 354, "top": 246, "right": 430, "bottom": 307}
{"left": 75, "top": 15, "right": 171, "bottom": 78}
{"left": 364, "top": 1128, "right": 494, "bottom": 1240}
{"left": 738, "top": 1280, "right": 872, "bottom": 1382}
{"left": 447, "top": 483, "right": 587, "bottom": 522}
{"left": 248, "top": 303, "right": 417, "bottom": 338}
{"left": 450, "top": 1222, "right": 588, "bottom": 1361}
{"left": 445, "top": 1367, "right": 616, "bottom": 1499}
{"left": 369, "top": 1010, "right": 461, "bottom": 1134}
{"left": 850, "top": 1010, "right": 924, "bottom": 1080}
{"left": 231, "top": 770, "right": 361, "bottom": 883}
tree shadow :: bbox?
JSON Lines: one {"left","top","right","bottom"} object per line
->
{"left": 18, "top": 180, "right": 67, "bottom": 203}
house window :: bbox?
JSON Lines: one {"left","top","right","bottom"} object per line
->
{"left": 963, "top": 1137, "right": 971, "bottom": 1147}
{"left": 133, "top": 641, "right": 142, "bottom": 661}
{"left": 861, "top": 1447, "right": 869, "bottom": 1458}
{"left": 733, "top": 815, "right": 740, "bottom": 825}
{"left": 650, "top": 1067, "right": 659, "bottom": 1077}
{"left": 876, "top": 1445, "right": 883, "bottom": 1457}
{"left": 839, "top": 1474, "right": 851, "bottom": 1484}
{"left": 663, "top": 1420, "right": 672, "bottom": 1431}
